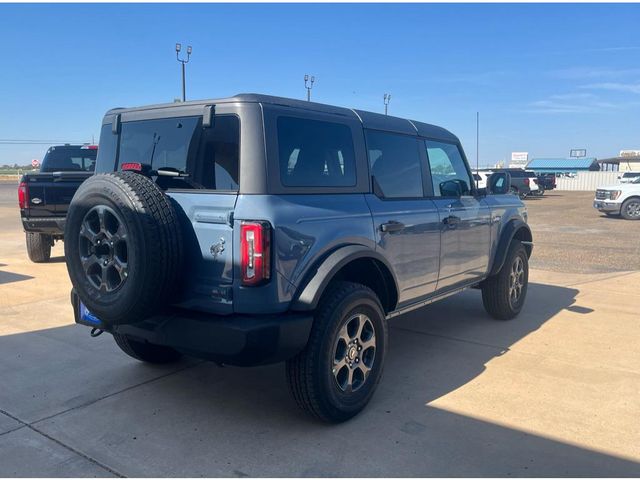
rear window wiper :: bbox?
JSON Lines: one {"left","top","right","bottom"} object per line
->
{"left": 155, "top": 167, "right": 189, "bottom": 177}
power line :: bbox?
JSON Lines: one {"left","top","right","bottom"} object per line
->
{"left": 0, "top": 139, "right": 87, "bottom": 145}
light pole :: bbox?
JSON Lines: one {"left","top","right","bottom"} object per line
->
{"left": 383, "top": 93, "right": 391, "bottom": 115}
{"left": 304, "top": 74, "right": 315, "bottom": 101}
{"left": 175, "top": 43, "right": 192, "bottom": 102}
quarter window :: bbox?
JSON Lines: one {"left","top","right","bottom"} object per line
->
{"left": 425, "top": 140, "right": 472, "bottom": 196}
{"left": 366, "top": 130, "right": 423, "bottom": 198}
{"left": 277, "top": 116, "right": 356, "bottom": 187}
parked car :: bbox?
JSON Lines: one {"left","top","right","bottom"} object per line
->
{"left": 536, "top": 173, "right": 556, "bottom": 193}
{"left": 617, "top": 171, "right": 640, "bottom": 184}
{"left": 473, "top": 171, "right": 490, "bottom": 189}
{"left": 594, "top": 175, "right": 640, "bottom": 220}
{"left": 65, "top": 94, "right": 532, "bottom": 422}
{"left": 18, "top": 144, "right": 97, "bottom": 262}
{"left": 491, "top": 168, "right": 537, "bottom": 198}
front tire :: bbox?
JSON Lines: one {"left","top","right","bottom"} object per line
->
{"left": 113, "top": 333, "right": 182, "bottom": 364}
{"left": 25, "top": 233, "right": 52, "bottom": 263}
{"left": 620, "top": 198, "right": 640, "bottom": 220}
{"left": 286, "top": 281, "right": 388, "bottom": 423}
{"left": 482, "top": 240, "right": 529, "bottom": 320}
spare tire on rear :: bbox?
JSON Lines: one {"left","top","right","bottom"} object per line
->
{"left": 64, "top": 172, "right": 183, "bottom": 325}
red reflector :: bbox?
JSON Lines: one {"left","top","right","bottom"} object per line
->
{"left": 240, "top": 221, "right": 271, "bottom": 286}
{"left": 524, "top": 178, "right": 530, "bottom": 186}
{"left": 18, "top": 181, "right": 28, "bottom": 209}
{"left": 121, "top": 162, "right": 142, "bottom": 172}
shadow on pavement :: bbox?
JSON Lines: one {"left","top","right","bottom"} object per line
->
{"left": 0, "top": 269, "right": 33, "bottom": 285}
{"left": 0, "top": 281, "right": 638, "bottom": 476}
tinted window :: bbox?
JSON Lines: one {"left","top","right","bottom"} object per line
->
{"left": 117, "top": 116, "right": 239, "bottom": 190}
{"left": 96, "top": 124, "right": 117, "bottom": 173}
{"left": 426, "top": 140, "right": 472, "bottom": 196}
{"left": 366, "top": 131, "right": 423, "bottom": 198}
{"left": 41, "top": 147, "right": 97, "bottom": 172}
{"left": 277, "top": 117, "right": 356, "bottom": 187}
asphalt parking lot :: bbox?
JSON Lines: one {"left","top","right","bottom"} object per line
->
{"left": 1, "top": 181, "right": 639, "bottom": 476}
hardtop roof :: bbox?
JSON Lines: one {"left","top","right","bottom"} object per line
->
{"left": 106, "top": 93, "right": 459, "bottom": 143}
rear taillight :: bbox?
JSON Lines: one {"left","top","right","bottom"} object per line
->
{"left": 240, "top": 221, "right": 271, "bottom": 286}
{"left": 18, "top": 181, "right": 28, "bottom": 209}
{"left": 524, "top": 178, "right": 530, "bottom": 186}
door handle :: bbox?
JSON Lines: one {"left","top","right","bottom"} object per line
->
{"left": 443, "top": 215, "right": 460, "bottom": 227}
{"left": 380, "top": 221, "right": 405, "bottom": 233}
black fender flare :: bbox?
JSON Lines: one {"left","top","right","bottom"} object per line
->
{"left": 290, "top": 245, "right": 399, "bottom": 312}
{"left": 489, "top": 219, "right": 533, "bottom": 276}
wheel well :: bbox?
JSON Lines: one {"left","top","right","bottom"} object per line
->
{"left": 513, "top": 226, "right": 532, "bottom": 257}
{"left": 330, "top": 257, "right": 398, "bottom": 313}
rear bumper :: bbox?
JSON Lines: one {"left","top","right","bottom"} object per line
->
{"left": 593, "top": 201, "right": 621, "bottom": 214}
{"left": 71, "top": 290, "right": 313, "bottom": 366}
{"left": 22, "top": 216, "right": 65, "bottom": 235}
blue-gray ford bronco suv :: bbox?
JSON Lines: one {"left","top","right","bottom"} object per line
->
{"left": 65, "top": 94, "right": 532, "bottom": 422}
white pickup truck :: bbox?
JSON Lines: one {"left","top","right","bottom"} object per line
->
{"left": 594, "top": 176, "right": 640, "bottom": 220}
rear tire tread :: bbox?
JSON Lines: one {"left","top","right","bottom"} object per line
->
{"left": 113, "top": 332, "right": 182, "bottom": 364}
{"left": 25, "top": 232, "right": 52, "bottom": 263}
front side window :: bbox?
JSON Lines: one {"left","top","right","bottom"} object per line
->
{"left": 116, "top": 115, "right": 239, "bottom": 190}
{"left": 277, "top": 116, "right": 356, "bottom": 187}
{"left": 366, "top": 130, "right": 423, "bottom": 198}
{"left": 425, "top": 140, "right": 472, "bottom": 196}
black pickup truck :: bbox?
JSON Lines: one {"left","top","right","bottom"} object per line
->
{"left": 18, "top": 144, "right": 97, "bottom": 262}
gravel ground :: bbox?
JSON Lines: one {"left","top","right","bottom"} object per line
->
{"left": 526, "top": 191, "right": 640, "bottom": 274}
{"left": 2, "top": 181, "right": 637, "bottom": 274}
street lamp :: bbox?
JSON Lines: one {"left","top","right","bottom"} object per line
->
{"left": 176, "top": 43, "right": 192, "bottom": 102}
{"left": 383, "top": 93, "right": 391, "bottom": 115}
{"left": 304, "top": 74, "right": 315, "bottom": 101}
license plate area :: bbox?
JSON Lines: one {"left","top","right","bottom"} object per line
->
{"left": 71, "top": 291, "right": 105, "bottom": 328}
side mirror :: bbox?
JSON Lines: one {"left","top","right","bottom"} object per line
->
{"left": 439, "top": 179, "right": 465, "bottom": 197}
{"left": 488, "top": 172, "right": 511, "bottom": 195}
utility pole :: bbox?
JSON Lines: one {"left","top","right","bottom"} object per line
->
{"left": 175, "top": 43, "right": 192, "bottom": 102}
{"left": 476, "top": 111, "right": 480, "bottom": 186}
{"left": 304, "top": 74, "right": 315, "bottom": 101}
{"left": 383, "top": 94, "right": 391, "bottom": 115}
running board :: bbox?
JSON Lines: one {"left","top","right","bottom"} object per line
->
{"left": 386, "top": 284, "right": 474, "bottom": 319}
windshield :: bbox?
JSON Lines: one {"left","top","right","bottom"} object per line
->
{"left": 41, "top": 146, "right": 97, "bottom": 172}
{"left": 113, "top": 115, "right": 240, "bottom": 191}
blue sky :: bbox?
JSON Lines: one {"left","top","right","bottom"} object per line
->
{"left": 1, "top": 3, "right": 639, "bottom": 166}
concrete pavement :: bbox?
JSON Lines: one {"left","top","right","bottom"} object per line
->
{"left": 1, "top": 184, "right": 639, "bottom": 476}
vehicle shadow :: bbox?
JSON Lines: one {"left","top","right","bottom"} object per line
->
{"left": 1, "top": 282, "right": 638, "bottom": 476}
{"left": 0, "top": 269, "right": 33, "bottom": 285}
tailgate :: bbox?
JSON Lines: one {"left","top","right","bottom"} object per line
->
{"left": 168, "top": 192, "right": 238, "bottom": 313}
{"left": 50, "top": 171, "right": 93, "bottom": 213}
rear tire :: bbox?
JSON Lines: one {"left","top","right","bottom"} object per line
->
{"left": 25, "top": 233, "right": 52, "bottom": 263}
{"left": 286, "top": 281, "right": 388, "bottom": 423}
{"left": 113, "top": 333, "right": 182, "bottom": 364}
{"left": 482, "top": 240, "right": 529, "bottom": 320}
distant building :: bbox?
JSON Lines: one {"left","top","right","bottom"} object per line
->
{"left": 597, "top": 155, "right": 640, "bottom": 172}
{"left": 526, "top": 157, "right": 600, "bottom": 174}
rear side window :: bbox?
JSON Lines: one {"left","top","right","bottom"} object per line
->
{"left": 366, "top": 130, "right": 423, "bottom": 198}
{"left": 116, "top": 115, "right": 239, "bottom": 190}
{"left": 277, "top": 116, "right": 356, "bottom": 187}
